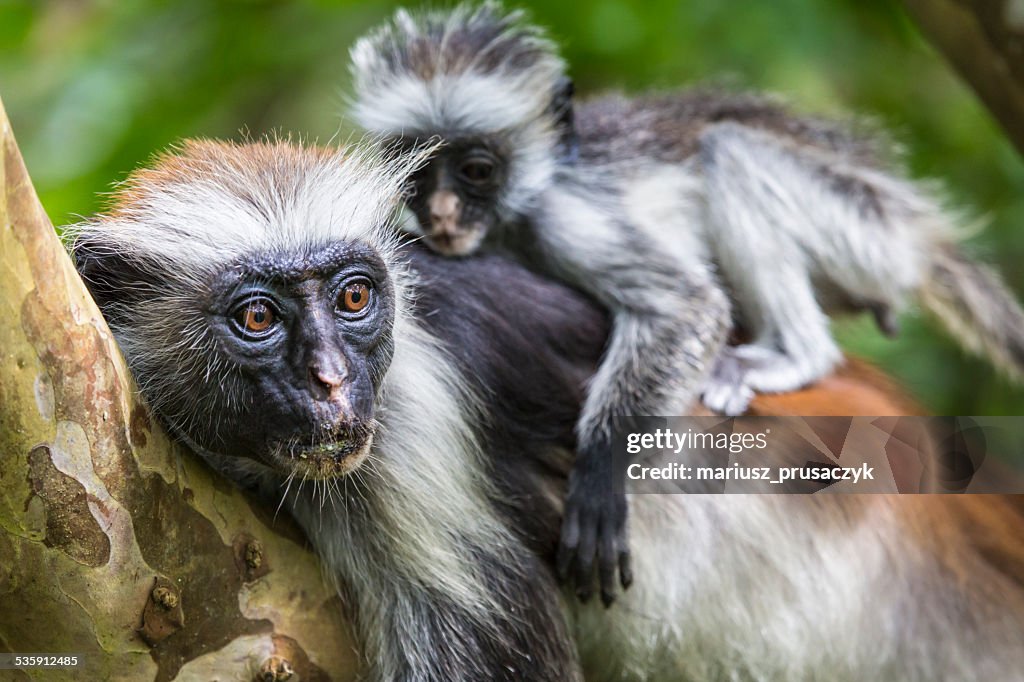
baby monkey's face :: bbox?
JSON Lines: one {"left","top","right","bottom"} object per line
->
{"left": 198, "top": 241, "right": 396, "bottom": 480}
{"left": 399, "top": 138, "right": 510, "bottom": 256}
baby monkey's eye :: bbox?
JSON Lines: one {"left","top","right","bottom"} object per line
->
{"left": 340, "top": 280, "right": 372, "bottom": 315}
{"left": 235, "top": 299, "right": 276, "bottom": 335}
{"left": 459, "top": 158, "right": 495, "bottom": 184}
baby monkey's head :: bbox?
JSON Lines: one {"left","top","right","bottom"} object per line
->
{"left": 69, "top": 139, "right": 431, "bottom": 480}
{"left": 350, "top": 2, "right": 575, "bottom": 255}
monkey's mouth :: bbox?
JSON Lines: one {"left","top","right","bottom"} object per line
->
{"left": 425, "top": 228, "right": 485, "bottom": 257}
{"left": 272, "top": 426, "right": 376, "bottom": 479}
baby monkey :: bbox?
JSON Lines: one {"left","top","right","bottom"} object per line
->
{"left": 351, "top": 4, "right": 735, "bottom": 605}
{"left": 350, "top": 2, "right": 1024, "bottom": 603}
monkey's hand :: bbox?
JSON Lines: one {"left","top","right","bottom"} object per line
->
{"left": 703, "top": 349, "right": 756, "bottom": 416}
{"left": 557, "top": 450, "right": 632, "bottom": 607}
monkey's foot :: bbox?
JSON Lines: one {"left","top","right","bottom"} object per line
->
{"left": 703, "top": 350, "right": 756, "bottom": 415}
{"left": 727, "top": 344, "right": 838, "bottom": 395}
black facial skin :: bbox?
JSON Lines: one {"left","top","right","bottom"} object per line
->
{"left": 199, "top": 243, "right": 395, "bottom": 475}
{"left": 400, "top": 137, "right": 509, "bottom": 256}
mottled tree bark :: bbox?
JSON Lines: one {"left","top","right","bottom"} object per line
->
{"left": 0, "top": 97, "right": 358, "bottom": 681}
{"left": 904, "top": 0, "right": 1024, "bottom": 156}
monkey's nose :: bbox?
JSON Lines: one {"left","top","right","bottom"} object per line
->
{"left": 429, "top": 190, "right": 462, "bottom": 235}
{"left": 308, "top": 365, "right": 345, "bottom": 401}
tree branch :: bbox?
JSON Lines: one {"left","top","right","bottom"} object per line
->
{"left": 903, "top": 0, "right": 1024, "bottom": 156}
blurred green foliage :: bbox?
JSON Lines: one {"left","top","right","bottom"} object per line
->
{"left": 2, "top": 0, "right": 1023, "bottom": 417}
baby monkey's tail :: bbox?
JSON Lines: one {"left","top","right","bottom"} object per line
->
{"left": 920, "top": 246, "right": 1024, "bottom": 382}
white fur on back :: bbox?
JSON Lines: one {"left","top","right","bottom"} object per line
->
{"left": 571, "top": 495, "right": 1024, "bottom": 681}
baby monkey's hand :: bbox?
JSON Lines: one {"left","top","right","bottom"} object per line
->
{"left": 557, "top": 450, "right": 633, "bottom": 607}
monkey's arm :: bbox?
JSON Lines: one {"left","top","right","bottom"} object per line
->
{"left": 534, "top": 183, "right": 732, "bottom": 605}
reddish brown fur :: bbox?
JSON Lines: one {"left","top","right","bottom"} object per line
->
{"left": 750, "top": 359, "right": 1024, "bottom": 621}
{"left": 108, "top": 139, "right": 346, "bottom": 216}
{"left": 749, "top": 358, "right": 923, "bottom": 417}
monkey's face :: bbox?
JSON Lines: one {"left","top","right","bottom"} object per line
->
{"left": 77, "top": 234, "right": 398, "bottom": 482}
{"left": 193, "top": 243, "right": 396, "bottom": 480}
{"left": 71, "top": 139, "right": 434, "bottom": 483}
{"left": 400, "top": 139, "right": 509, "bottom": 256}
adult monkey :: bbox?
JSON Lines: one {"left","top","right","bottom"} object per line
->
{"left": 70, "top": 139, "right": 1024, "bottom": 681}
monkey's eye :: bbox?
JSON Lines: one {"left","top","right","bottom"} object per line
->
{"left": 339, "top": 280, "right": 372, "bottom": 316}
{"left": 459, "top": 158, "right": 495, "bottom": 185}
{"left": 233, "top": 298, "right": 277, "bottom": 337}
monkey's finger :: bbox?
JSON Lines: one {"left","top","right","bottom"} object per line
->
{"left": 724, "top": 385, "right": 754, "bottom": 416}
{"left": 574, "top": 517, "right": 598, "bottom": 603}
{"left": 701, "top": 384, "right": 730, "bottom": 415}
{"left": 598, "top": 522, "right": 618, "bottom": 607}
{"left": 556, "top": 507, "right": 581, "bottom": 583}
{"left": 619, "top": 550, "right": 634, "bottom": 590}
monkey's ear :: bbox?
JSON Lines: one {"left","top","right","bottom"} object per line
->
{"left": 550, "top": 77, "right": 579, "bottom": 164}
{"left": 70, "top": 232, "right": 152, "bottom": 326}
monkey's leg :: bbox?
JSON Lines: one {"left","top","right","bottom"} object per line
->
{"left": 698, "top": 122, "right": 847, "bottom": 407}
{"left": 537, "top": 185, "right": 731, "bottom": 603}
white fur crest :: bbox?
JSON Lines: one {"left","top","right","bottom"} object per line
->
{"left": 349, "top": 2, "right": 568, "bottom": 218}
{"left": 66, "top": 138, "right": 437, "bottom": 287}
{"left": 349, "top": 2, "right": 564, "bottom": 135}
